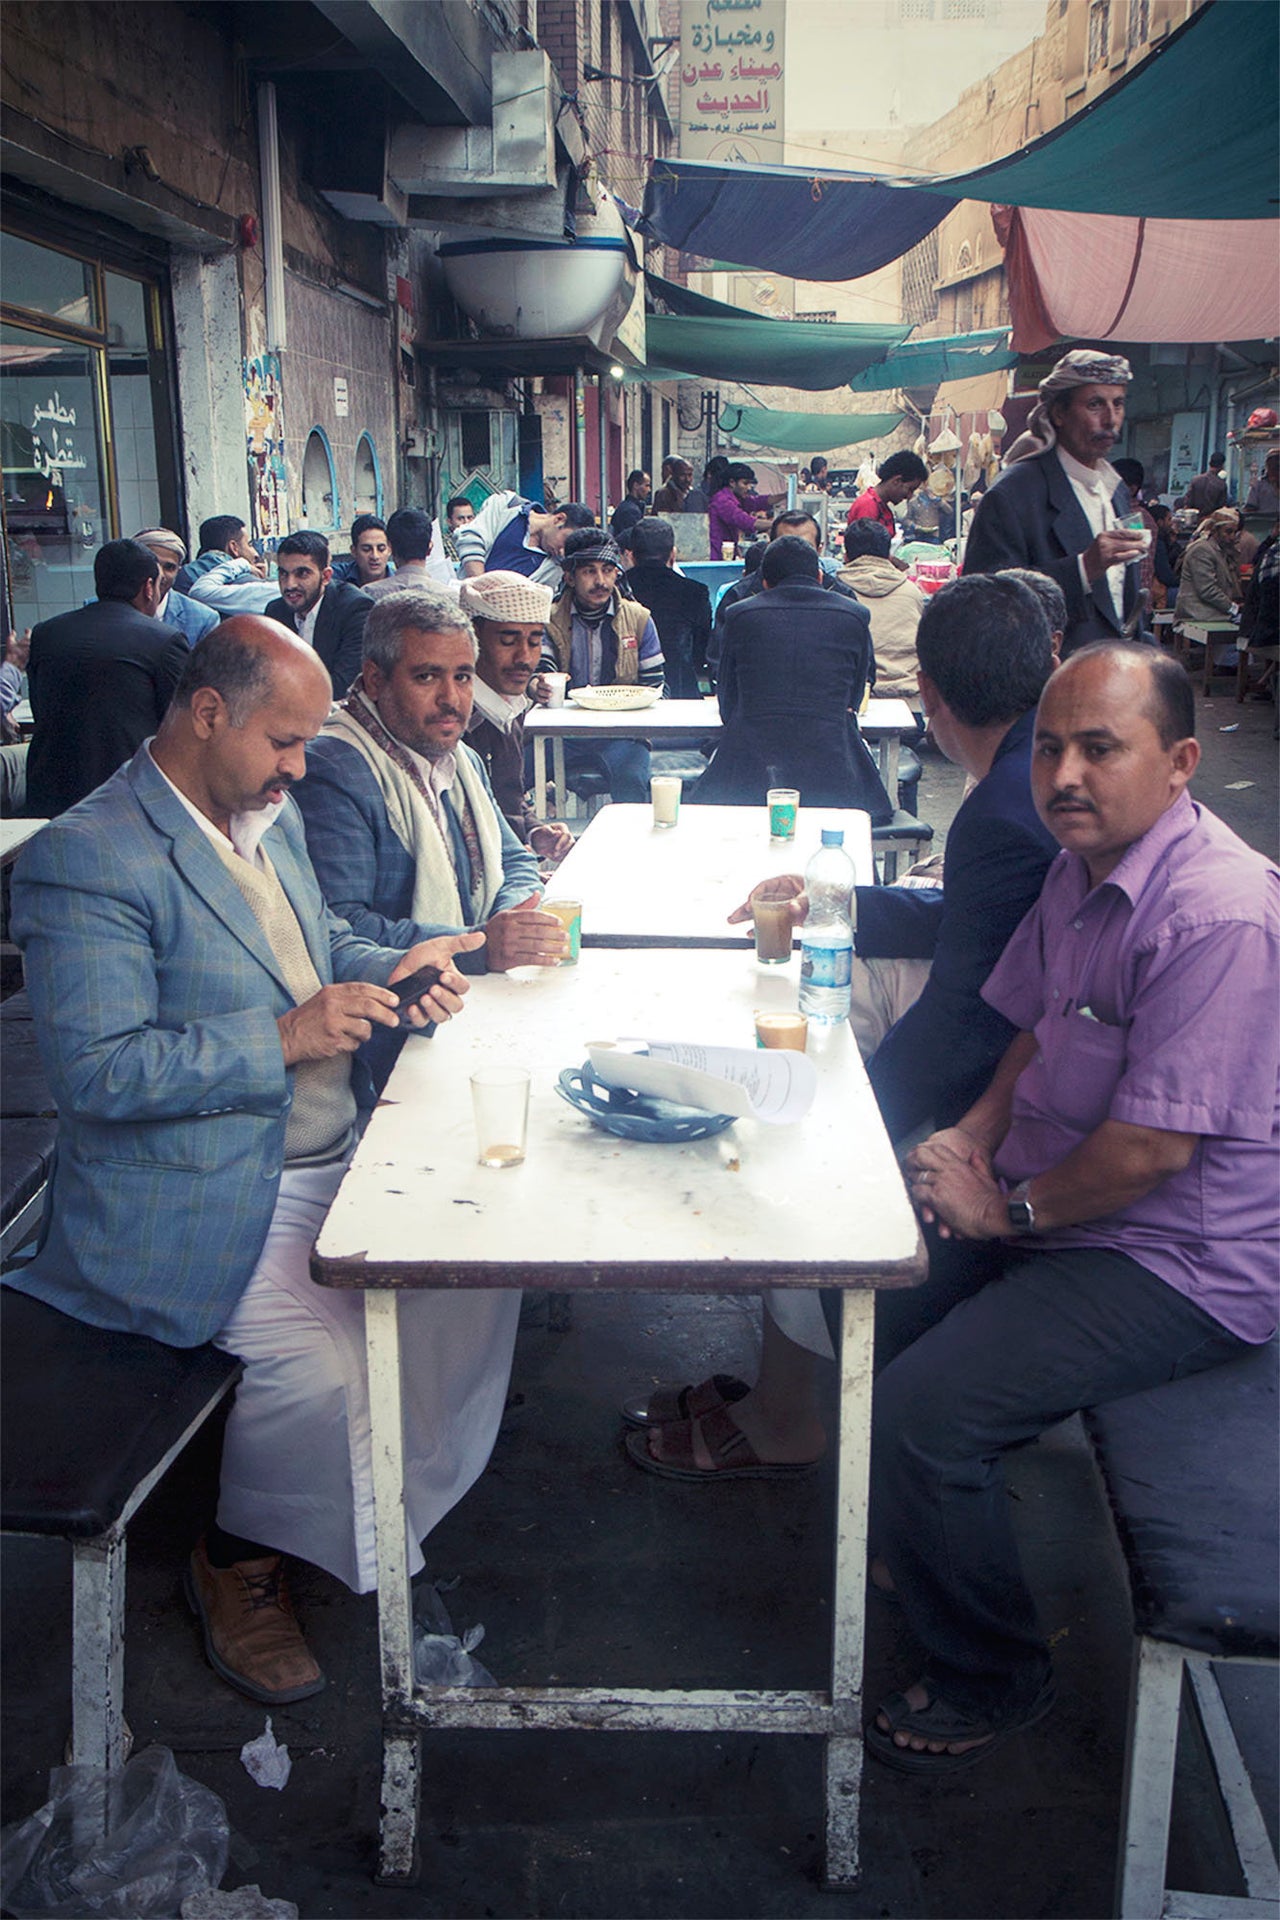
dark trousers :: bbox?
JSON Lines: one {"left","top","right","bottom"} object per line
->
{"left": 871, "top": 1242, "right": 1248, "bottom": 1716}
{"left": 563, "top": 738, "right": 651, "bottom": 804}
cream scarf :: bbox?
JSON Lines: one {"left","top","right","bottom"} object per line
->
{"left": 324, "top": 690, "right": 505, "bottom": 927}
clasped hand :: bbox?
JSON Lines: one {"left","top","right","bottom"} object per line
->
{"left": 905, "top": 1127, "right": 1006, "bottom": 1241}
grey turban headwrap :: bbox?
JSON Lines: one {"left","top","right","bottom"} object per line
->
{"left": 559, "top": 534, "right": 625, "bottom": 572}
{"left": 1003, "top": 349, "right": 1133, "bottom": 466}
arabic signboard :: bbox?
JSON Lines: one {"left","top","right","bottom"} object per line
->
{"left": 679, "top": 0, "right": 785, "bottom": 166}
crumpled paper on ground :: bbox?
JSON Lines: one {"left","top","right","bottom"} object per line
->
{"left": 238, "top": 1720, "right": 291, "bottom": 1792}
{"left": 181, "top": 1887, "right": 299, "bottom": 1919}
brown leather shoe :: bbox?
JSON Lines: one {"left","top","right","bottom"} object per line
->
{"left": 185, "top": 1537, "right": 325, "bottom": 1705}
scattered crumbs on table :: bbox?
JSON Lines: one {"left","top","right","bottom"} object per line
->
{"left": 1224, "top": 780, "right": 1255, "bottom": 790}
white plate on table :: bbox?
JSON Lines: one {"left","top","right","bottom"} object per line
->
{"left": 565, "top": 686, "right": 661, "bottom": 712}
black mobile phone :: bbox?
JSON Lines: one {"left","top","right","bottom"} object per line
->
{"left": 392, "top": 962, "right": 443, "bottom": 1028}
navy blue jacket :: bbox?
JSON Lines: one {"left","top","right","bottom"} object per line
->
{"left": 962, "top": 448, "right": 1140, "bottom": 656}
{"left": 264, "top": 581, "right": 371, "bottom": 697}
{"left": 856, "top": 709, "right": 1059, "bottom": 1139}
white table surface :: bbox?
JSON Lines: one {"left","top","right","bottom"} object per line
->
{"left": 0, "top": 817, "right": 48, "bottom": 867}
{"left": 314, "top": 950, "right": 920, "bottom": 1290}
{"left": 525, "top": 697, "right": 916, "bottom": 820}
{"left": 548, "top": 803, "right": 873, "bottom": 947}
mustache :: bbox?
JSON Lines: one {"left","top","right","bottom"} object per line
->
{"left": 1048, "top": 793, "right": 1097, "bottom": 812}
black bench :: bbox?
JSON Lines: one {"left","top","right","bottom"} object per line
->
{"left": 1084, "top": 1339, "right": 1279, "bottom": 1918}
{"left": 1, "top": 1289, "right": 241, "bottom": 1768}
{"left": 1, "top": 988, "right": 56, "bottom": 1262}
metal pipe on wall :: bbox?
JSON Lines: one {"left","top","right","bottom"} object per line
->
{"left": 597, "top": 373, "right": 610, "bottom": 524}
{"left": 573, "top": 369, "right": 587, "bottom": 505}
{"left": 257, "top": 82, "right": 287, "bottom": 354}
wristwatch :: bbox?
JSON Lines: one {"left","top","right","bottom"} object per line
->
{"left": 1005, "top": 1179, "right": 1037, "bottom": 1234}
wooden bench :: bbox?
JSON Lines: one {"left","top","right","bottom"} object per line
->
{"left": 1084, "top": 1340, "right": 1279, "bottom": 1919}
{"left": 1, "top": 1289, "right": 241, "bottom": 1770}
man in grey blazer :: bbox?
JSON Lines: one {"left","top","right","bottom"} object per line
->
{"left": 8, "top": 618, "right": 507, "bottom": 1707}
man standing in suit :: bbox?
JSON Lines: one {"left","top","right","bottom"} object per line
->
{"left": 9, "top": 618, "right": 505, "bottom": 1708}
{"left": 264, "top": 530, "right": 371, "bottom": 697}
{"left": 26, "top": 537, "right": 191, "bottom": 816}
{"left": 623, "top": 516, "right": 711, "bottom": 698}
{"left": 963, "top": 348, "right": 1148, "bottom": 656}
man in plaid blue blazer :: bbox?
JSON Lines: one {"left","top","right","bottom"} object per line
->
{"left": 7, "top": 617, "right": 517, "bottom": 1708}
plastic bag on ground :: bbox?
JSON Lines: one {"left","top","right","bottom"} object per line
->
{"left": 0, "top": 1745, "right": 228, "bottom": 1918}
{"left": 412, "top": 1580, "right": 496, "bottom": 1687}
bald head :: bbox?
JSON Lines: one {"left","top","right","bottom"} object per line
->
{"left": 154, "top": 615, "right": 334, "bottom": 832}
{"left": 169, "top": 614, "right": 330, "bottom": 726}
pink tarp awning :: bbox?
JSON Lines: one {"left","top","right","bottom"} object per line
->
{"left": 998, "top": 205, "right": 1280, "bottom": 352}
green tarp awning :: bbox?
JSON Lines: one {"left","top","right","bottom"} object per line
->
{"left": 847, "top": 328, "right": 1017, "bottom": 393}
{"left": 719, "top": 406, "right": 904, "bottom": 454}
{"left": 642, "top": 313, "right": 911, "bottom": 391}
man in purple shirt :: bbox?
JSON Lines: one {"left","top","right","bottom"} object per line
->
{"left": 867, "top": 642, "right": 1279, "bottom": 1776}
{"left": 707, "top": 463, "right": 785, "bottom": 559}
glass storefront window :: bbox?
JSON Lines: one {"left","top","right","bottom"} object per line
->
{"left": 1, "top": 323, "right": 107, "bottom": 627}
{"left": 105, "top": 272, "right": 161, "bottom": 542}
{"left": 2, "top": 233, "right": 173, "bottom": 632}
{"left": 1, "top": 233, "right": 97, "bottom": 331}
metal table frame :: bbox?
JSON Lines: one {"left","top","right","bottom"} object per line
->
{"left": 359, "top": 1281, "right": 880, "bottom": 1888}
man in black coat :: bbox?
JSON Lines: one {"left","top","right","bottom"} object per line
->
{"left": 693, "top": 536, "right": 892, "bottom": 821}
{"left": 963, "top": 347, "right": 1149, "bottom": 656}
{"left": 623, "top": 516, "right": 712, "bottom": 698}
{"left": 264, "top": 530, "right": 371, "bottom": 697}
{"left": 708, "top": 507, "right": 860, "bottom": 684}
{"left": 26, "top": 538, "right": 189, "bottom": 817}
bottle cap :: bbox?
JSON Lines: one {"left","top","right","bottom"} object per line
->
{"left": 820, "top": 828, "right": 845, "bottom": 846}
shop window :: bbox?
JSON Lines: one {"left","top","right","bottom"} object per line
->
{"left": 1, "top": 323, "right": 107, "bottom": 625}
{"left": 301, "top": 427, "right": 339, "bottom": 529}
{"left": 460, "top": 411, "right": 493, "bottom": 472}
{"left": 353, "top": 433, "right": 381, "bottom": 517}
{"left": 2, "top": 229, "right": 174, "bottom": 633}
{"left": 1088, "top": 0, "right": 1111, "bottom": 69}
{"left": 2, "top": 233, "right": 97, "bottom": 330}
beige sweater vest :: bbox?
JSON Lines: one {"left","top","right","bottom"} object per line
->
{"left": 213, "top": 840, "right": 357, "bottom": 1161}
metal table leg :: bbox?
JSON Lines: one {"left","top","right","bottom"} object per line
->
{"left": 824, "top": 1288, "right": 875, "bottom": 1889}
{"left": 365, "top": 1290, "right": 421, "bottom": 1885}
{"left": 532, "top": 735, "right": 549, "bottom": 821}
{"left": 551, "top": 737, "right": 567, "bottom": 821}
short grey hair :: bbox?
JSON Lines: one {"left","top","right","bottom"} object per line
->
{"left": 362, "top": 588, "right": 476, "bottom": 675}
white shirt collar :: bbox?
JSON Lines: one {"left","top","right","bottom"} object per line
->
{"left": 146, "top": 742, "right": 285, "bottom": 866}
{"left": 1057, "top": 445, "right": 1121, "bottom": 497}
{"left": 470, "top": 675, "right": 529, "bottom": 734}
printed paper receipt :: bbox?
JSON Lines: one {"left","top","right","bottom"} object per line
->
{"left": 588, "top": 1039, "right": 816, "bottom": 1125}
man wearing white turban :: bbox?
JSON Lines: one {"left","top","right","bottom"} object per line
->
{"left": 963, "top": 349, "right": 1150, "bottom": 656}
{"left": 459, "top": 570, "right": 573, "bottom": 861}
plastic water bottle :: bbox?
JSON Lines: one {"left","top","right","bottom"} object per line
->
{"left": 799, "top": 828, "right": 854, "bottom": 1027}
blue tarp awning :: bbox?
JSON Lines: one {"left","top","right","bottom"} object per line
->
{"left": 640, "top": 1, "right": 1278, "bottom": 281}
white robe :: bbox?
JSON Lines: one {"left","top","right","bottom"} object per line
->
{"left": 215, "top": 1160, "right": 520, "bottom": 1592}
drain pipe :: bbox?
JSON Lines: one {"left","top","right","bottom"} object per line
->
{"left": 257, "top": 82, "right": 286, "bottom": 354}
{"left": 597, "top": 373, "right": 610, "bottom": 523}
{"left": 573, "top": 369, "right": 587, "bottom": 503}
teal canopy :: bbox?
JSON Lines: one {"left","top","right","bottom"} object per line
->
{"left": 718, "top": 406, "right": 904, "bottom": 454}
{"left": 640, "top": 3, "right": 1279, "bottom": 281}
{"left": 847, "top": 328, "right": 1017, "bottom": 393}
{"left": 642, "top": 313, "right": 910, "bottom": 391}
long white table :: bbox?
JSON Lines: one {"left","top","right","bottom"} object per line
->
{"left": 312, "top": 951, "right": 924, "bottom": 1889}
{"left": 549, "top": 803, "right": 873, "bottom": 947}
{"left": 0, "top": 817, "right": 48, "bottom": 869}
{"left": 526, "top": 697, "right": 917, "bottom": 821}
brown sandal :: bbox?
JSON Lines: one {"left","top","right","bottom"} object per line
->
{"left": 620, "top": 1372, "right": 750, "bottom": 1431}
{"left": 624, "top": 1402, "right": 818, "bottom": 1482}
